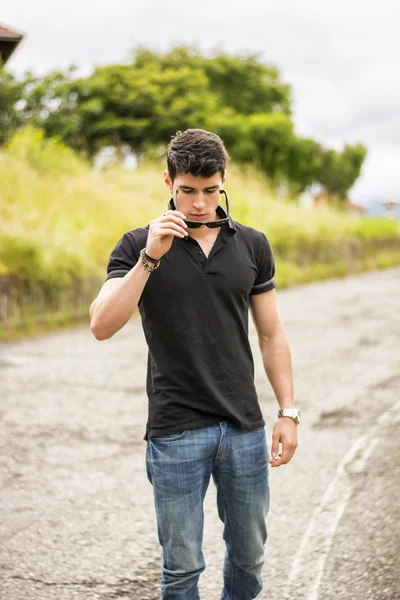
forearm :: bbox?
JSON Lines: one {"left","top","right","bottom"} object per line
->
{"left": 90, "top": 260, "right": 150, "bottom": 340}
{"left": 258, "top": 326, "right": 294, "bottom": 408}
{"left": 91, "top": 208, "right": 188, "bottom": 341}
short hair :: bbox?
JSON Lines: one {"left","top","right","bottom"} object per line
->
{"left": 167, "top": 129, "right": 229, "bottom": 182}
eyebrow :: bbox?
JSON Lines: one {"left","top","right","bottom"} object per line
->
{"left": 178, "top": 185, "right": 220, "bottom": 192}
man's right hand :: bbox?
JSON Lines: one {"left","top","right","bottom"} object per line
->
{"left": 145, "top": 210, "right": 189, "bottom": 260}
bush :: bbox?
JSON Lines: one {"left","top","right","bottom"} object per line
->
{"left": 6, "top": 125, "right": 86, "bottom": 176}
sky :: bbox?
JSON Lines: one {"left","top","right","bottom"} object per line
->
{"left": 2, "top": 0, "right": 400, "bottom": 205}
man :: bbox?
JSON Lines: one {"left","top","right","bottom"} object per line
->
{"left": 90, "top": 128, "right": 299, "bottom": 600}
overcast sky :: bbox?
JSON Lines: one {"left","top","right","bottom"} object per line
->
{"left": 2, "top": 0, "right": 400, "bottom": 204}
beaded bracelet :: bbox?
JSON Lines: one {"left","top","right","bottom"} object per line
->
{"left": 140, "top": 248, "right": 160, "bottom": 272}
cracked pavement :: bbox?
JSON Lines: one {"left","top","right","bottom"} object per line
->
{"left": 1, "top": 267, "right": 400, "bottom": 600}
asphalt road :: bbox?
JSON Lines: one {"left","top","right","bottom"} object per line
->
{"left": 1, "top": 266, "right": 399, "bottom": 600}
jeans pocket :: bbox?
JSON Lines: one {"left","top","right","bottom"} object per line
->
{"left": 149, "top": 430, "right": 188, "bottom": 442}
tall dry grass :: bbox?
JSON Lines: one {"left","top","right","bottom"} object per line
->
{"left": 0, "top": 127, "right": 399, "bottom": 293}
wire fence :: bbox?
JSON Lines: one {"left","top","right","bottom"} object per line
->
{"left": 0, "top": 275, "right": 102, "bottom": 330}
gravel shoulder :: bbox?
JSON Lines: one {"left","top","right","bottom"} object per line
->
{"left": 1, "top": 266, "right": 399, "bottom": 600}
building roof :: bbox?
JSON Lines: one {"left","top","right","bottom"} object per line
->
{"left": 0, "top": 24, "right": 23, "bottom": 65}
{"left": 345, "top": 199, "right": 365, "bottom": 213}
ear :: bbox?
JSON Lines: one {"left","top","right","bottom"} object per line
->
{"left": 164, "top": 170, "right": 173, "bottom": 193}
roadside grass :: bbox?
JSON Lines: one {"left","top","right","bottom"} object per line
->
{"left": 0, "top": 127, "right": 399, "bottom": 339}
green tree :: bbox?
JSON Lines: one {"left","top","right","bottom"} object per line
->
{"left": 17, "top": 67, "right": 86, "bottom": 149}
{"left": 317, "top": 143, "right": 367, "bottom": 199}
{"left": 0, "top": 68, "right": 23, "bottom": 145}
{"left": 6, "top": 46, "right": 293, "bottom": 161}
{"left": 133, "top": 46, "right": 292, "bottom": 116}
{"left": 210, "top": 112, "right": 294, "bottom": 184}
{"left": 2, "top": 45, "right": 367, "bottom": 199}
{"left": 286, "top": 137, "right": 323, "bottom": 192}
{"left": 67, "top": 63, "right": 219, "bottom": 154}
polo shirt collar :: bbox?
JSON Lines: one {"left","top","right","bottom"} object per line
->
{"left": 216, "top": 205, "right": 237, "bottom": 232}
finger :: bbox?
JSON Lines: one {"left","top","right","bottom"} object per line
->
{"left": 158, "top": 215, "right": 188, "bottom": 231}
{"left": 162, "top": 210, "right": 187, "bottom": 220}
{"left": 163, "top": 210, "right": 187, "bottom": 219}
{"left": 151, "top": 218, "right": 188, "bottom": 235}
{"left": 271, "top": 431, "right": 280, "bottom": 460}
{"left": 152, "top": 213, "right": 188, "bottom": 227}
{"left": 269, "top": 454, "right": 282, "bottom": 467}
{"left": 270, "top": 445, "right": 296, "bottom": 467}
{"left": 160, "top": 212, "right": 187, "bottom": 222}
{"left": 279, "top": 447, "right": 295, "bottom": 465}
{"left": 153, "top": 227, "right": 188, "bottom": 238}
{"left": 157, "top": 222, "right": 188, "bottom": 236}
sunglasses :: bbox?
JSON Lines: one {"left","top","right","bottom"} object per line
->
{"left": 168, "top": 189, "right": 230, "bottom": 229}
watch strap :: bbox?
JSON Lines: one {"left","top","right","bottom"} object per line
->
{"left": 278, "top": 408, "right": 301, "bottom": 424}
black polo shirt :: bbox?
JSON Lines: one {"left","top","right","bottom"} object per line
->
{"left": 105, "top": 215, "right": 276, "bottom": 441}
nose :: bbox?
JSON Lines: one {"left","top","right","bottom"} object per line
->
{"left": 192, "top": 193, "right": 206, "bottom": 211}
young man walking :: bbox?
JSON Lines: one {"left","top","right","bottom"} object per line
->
{"left": 90, "top": 129, "right": 299, "bottom": 600}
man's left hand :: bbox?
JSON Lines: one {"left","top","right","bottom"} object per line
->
{"left": 269, "top": 417, "right": 298, "bottom": 467}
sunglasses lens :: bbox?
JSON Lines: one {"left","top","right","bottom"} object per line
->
{"left": 185, "top": 220, "right": 202, "bottom": 229}
{"left": 176, "top": 191, "right": 229, "bottom": 229}
{"left": 209, "top": 217, "right": 229, "bottom": 228}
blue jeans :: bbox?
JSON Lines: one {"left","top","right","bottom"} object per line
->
{"left": 146, "top": 421, "right": 270, "bottom": 599}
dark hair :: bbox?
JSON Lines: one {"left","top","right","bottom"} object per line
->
{"left": 167, "top": 129, "right": 229, "bottom": 182}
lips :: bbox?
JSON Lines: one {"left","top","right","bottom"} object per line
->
{"left": 190, "top": 214, "right": 207, "bottom": 219}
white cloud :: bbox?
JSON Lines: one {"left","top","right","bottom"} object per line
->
{"left": 350, "top": 146, "right": 400, "bottom": 201}
{"left": 2, "top": 0, "right": 400, "bottom": 202}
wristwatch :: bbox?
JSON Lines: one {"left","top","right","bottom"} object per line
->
{"left": 278, "top": 408, "right": 301, "bottom": 424}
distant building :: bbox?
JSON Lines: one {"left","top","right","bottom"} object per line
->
{"left": 0, "top": 24, "right": 23, "bottom": 65}
{"left": 313, "top": 191, "right": 329, "bottom": 208}
{"left": 299, "top": 189, "right": 366, "bottom": 217}
{"left": 345, "top": 199, "right": 365, "bottom": 218}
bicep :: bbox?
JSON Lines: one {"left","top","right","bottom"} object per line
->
{"left": 97, "top": 277, "right": 124, "bottom": 299}
{"left": 90, "top": 277, "right": 124, "bottom": 318}
{"left": 249, "top": 289, "right": 282, "bottom": 341}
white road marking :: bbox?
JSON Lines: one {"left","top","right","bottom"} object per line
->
{"left": 285, "top": 399, "right": 400, "bottom": 600}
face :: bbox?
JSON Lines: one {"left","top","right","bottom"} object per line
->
{"left": 164, "top": 171, "right": 225, "bottom": 223}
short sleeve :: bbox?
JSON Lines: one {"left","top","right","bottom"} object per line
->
{"left": 105, "top": 232, "right": 139, "bottom": 282}
{"left": 250, "top": 232, "right": 276, "bottom": 295}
